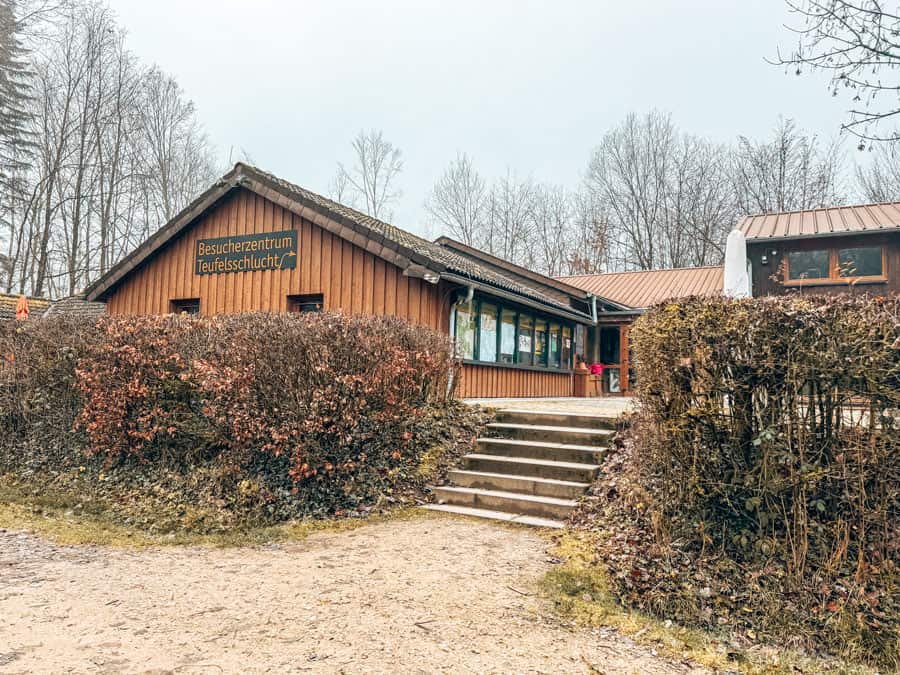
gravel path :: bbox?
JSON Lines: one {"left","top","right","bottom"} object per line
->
{"left": 0, "top": 514, "right": 703, "bottom": 674}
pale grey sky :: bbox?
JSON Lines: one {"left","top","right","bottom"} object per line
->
{"left": 108, "top": 0, "right": 848, "bottom": 237}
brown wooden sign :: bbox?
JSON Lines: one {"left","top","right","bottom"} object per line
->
{"left": 195, "top": 230, "right": 297, "bottom": 275}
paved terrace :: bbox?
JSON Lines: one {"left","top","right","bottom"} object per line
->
{"left": 463, "top": 396, "right": 635, "bottom": 417}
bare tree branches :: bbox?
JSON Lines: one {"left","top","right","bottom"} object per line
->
{"left": 778, "top": 0, "right": 900, "bottom": 143}
{"left": 584, "top": 110, "right": 734, "bottom": 271}
{"left": 424, "top": 152, "right": 486, "bottom": 246}
{"left": 336, "top": 129, "right": 403, "bottom": 219}
{"left": 731, "top": 117, "right": 844, "bottom": 214}
{"left": 856, "top": 138, "right": 900, "bottom": 200}
{"left": 1, "top": 0, "right": 219, "bottom": 298}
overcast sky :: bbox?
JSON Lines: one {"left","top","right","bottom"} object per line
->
{"left": 107, "top": 0, "right": 848, "bottom": 238}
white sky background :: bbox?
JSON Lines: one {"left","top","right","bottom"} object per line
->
{"left": 107, "top": 0, "right": 849, "bottom": 238}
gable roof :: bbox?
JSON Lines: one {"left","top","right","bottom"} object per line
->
{"left": 737, "top": 202, "right": 900, "bottom": 241}
{"left": 434, "top": 237, "right": 590, "bottom": 303}
{"left": 44, "top": 294, "right": 106, "bottom": 318}
{"left": 85, "top": 164, "right": 592, "bottom": 322}
{"left": 558, "top": 266, "right": 724, "bottom": 310}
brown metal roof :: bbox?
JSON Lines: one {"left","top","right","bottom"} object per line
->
{"left": 557, "top": 266, "right": 724, "bottom": 310}
{"left": 737, "top": 202, "right": 900, "bottom": 241}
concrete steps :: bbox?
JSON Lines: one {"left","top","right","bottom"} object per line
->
{"left": 486, "top": 422, "right": 613, "bottom": 446}
{"left": 426, "top": 408, "right": 615, "bottom": 528}
{"left": 447, "top": 469, "right": 590, "bottom": 499}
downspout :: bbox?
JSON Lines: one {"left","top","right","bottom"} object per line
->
{"left": 590, "top": 294, "right": 598, "bottom": 324}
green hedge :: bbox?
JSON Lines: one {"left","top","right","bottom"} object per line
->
{"left": 609, "top": 295, "right": 899, "bottom": 666}
{"left": 0, "top": 313, "right": 471, "bottom": 528}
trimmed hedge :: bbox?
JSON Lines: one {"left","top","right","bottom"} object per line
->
{"left": 0, "top": 312, "right": 476, "bottom": 528}
{"left": 580, "top": 295, "right": 899, "bottom": 667}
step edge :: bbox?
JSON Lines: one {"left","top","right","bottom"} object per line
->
{"left": 422, "top": 504, "right": 566, "bottom": 529}
{"left": 465, "top": 453, "right": 602, "bottom": 470}
{"left": 447, "top": 470, "right": 590, "bottom": 488}
{"left": 432, "top": 485, "right": 579, "bottom": 507}
{"left": 486, "top": 423, "right": 614, "bottom": 435}
{"left": 476, "top": 437, "right": 607, "bottom": 452}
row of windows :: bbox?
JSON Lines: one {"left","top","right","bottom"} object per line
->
{"left": 453, "top": 298, "right": 575, "bottom": 370}
{"left": 169, "top": 294, "right": 324, "bottom": 315}
{"left": 786, "top": 245, "right": 884, "bottom": 283}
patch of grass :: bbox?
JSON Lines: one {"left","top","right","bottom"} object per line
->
{"left": 540, "top": 532, "right": 878, "bottom": 675}
{"left": 0, "top": 482, "right": 425, "bottom": 548}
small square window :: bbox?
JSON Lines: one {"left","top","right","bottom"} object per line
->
{"left": 170, "top": 298, "right": 200, "bottom": 315}
{"left": 288, "top": 294, "right": 324, "bottom": 313}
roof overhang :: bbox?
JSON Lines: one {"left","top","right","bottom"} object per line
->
{"left": 441, "top": 272, "right": 594, "bottom": 325}
{"left": 744, "top": 228, "right": 900, "bottom": 244}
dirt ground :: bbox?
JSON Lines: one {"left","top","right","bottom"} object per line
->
{"left": 0, "top": 514, "right": 704, "bottom": 674}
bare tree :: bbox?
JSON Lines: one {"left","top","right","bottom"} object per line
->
{"left": 0, "top": 0, "right": 219, "bottom": 298}
{"left": 778, "top": 1, "right": 900, "bottom": 144}
{"left": 481, "top": 171, "right": 537, "bottom": 267}
{"left": 731, "top": 117, "right": 845, "bottom": 215}
{"left": 856, "top": 139, "right": 900, "bottom": 201}
{"left": 336, "top": 129, "right": 403, "bottom": 219}
{"left": 532, "top": 183, "right": 571, "bottom": 277}
{"left": 424, "top": 153, "right": 486, "bottom": 246}
{"left": 566, "top": 186, "right": 609, "bottom": 275}
{"left": 585, "top": 110, "right": 732, "bottom": 271}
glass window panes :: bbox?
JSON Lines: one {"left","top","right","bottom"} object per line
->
{"left": 455, "top": 303, "right": 475, "bottom": 360}
{"left": 838, "top": 247, "right": 883, "bottom": 277}
{"left": 534, "top": 320, "right": 547, "bottom": 366}
{"left": 500, "top": 309, "right": 516, "bottom": 364}
{"left": 561, "top": 326, "right": 572, "bottom": 368}
{"left": 599, "top": 326, "right": 621, "bottom": 364}
{"left": 549, "top": 324, "right": 561, "bottom": 368}
{"left": 787, "top": 250, "right": 829, "bottom": 280}
{"left": 478, "top": 303, "right": 498, "bottom": 362}
{"left": 517, "top": 315, "right": 534, "bottom": 365}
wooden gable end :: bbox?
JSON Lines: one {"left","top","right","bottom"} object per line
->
{"left": 104, "top": 187, "right": 450, "bottom": 330}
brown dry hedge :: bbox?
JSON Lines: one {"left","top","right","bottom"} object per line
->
{"left": 583, "top": 294, "right": 899, "bottom": 668}
{"left": 0, "top": 312, "right": 475, "bottom": 528}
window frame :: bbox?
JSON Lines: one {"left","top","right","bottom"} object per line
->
{"left": 452, "top": 294, "right": 578, "bottom": 372}
{"left": 783, "top": 245, "right": 887, "bottom": 286}
{"left": 287, "top": 293, "right": 324, "bottom": 313}
{"left": 170, "top": 298, "right": 201, "bottom": 315}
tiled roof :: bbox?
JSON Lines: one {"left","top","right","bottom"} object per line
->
{"left": 0, "top": 294, "right": 51, "bottom": 320}
{"left": 86, "top": 163, "right": 592, "bottom": 321}
{"left": 243, "top": 165, "right": 590, "bottom": 318}
{"left": 558, "top": 266, "right": 724, "bottom": 310}
{"left": 44, "top": 294, "right": 106, "bottom": 318}
{"left": 737, "top": 202, "right": 900, "bottom": 241}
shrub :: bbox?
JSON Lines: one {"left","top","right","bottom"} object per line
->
{"left": 577, "top": 294, "right": 900, "bottom": 667}
{"left": 0, "top": 312, "right": 474, "bottom": 527}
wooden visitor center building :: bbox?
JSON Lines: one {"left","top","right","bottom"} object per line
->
{"left": 84, "top": 164, "right": 900, "bottom": 399}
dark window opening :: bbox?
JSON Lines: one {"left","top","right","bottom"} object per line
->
{"left": 288, "top": 294, "right": 324, "bottom": 313}
{"left": 838, "top": 246, "right": 883, "bottom": 278}
{"left": 787, "top": 250, "right": 829, "bottom": 280}
{"left": 171, "top": 298, "right": 200, "bottom": 315}
{"left": 599, "top": 326, "right": 621, "bottom": 364}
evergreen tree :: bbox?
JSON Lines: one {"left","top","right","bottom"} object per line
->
{"left": 0, "top": 0, "right": 33, "bottom": 189}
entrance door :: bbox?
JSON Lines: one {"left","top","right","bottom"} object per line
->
{"left": 598, "top": 324, "right": 630, "bottom": 395}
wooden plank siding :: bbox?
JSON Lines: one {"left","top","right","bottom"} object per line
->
{"left": 457, "top": 364, "right": 573, "bottom": 398}
{"left": 105, "top": 188, "right": 449, "bottom": 332}
{"left": 103, "top": 186, "right": 579, "bottom": 399}
{"left": 748, "top": 232, "right": 900, "bottom": 297}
